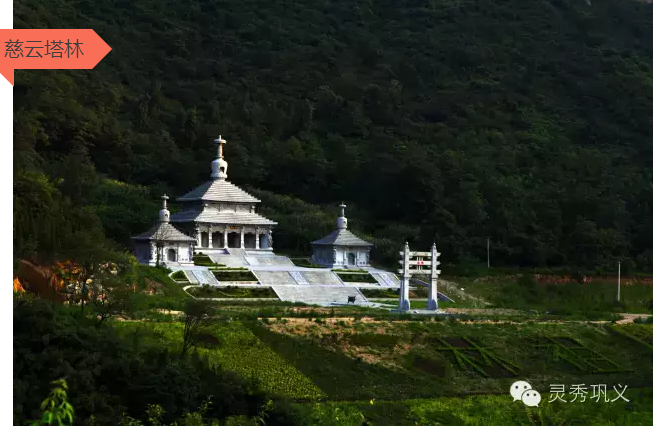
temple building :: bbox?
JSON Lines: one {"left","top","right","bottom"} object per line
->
{"left": 170, "top": 136, "right": 277, "bottom": 254}
{"left": 132, "top": 195, "right": 196, "bottom": 266}
{"left": 310, "top": 203, "right": 373, "bottom": 268}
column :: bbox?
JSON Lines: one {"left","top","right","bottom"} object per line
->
{"left": 399, "top": 241, "right": 411, "bottom": 312}
{"left": 427, "top": 243, "right": 440, "bottom": 311}
{"left": 240, "top": 227, "right": 245, "bottom": 249}
{"left": 223, "top": 228, "right": 228, "bottom": 248}
{"left": 195, "top": 226, "right": 201, "bottom": 247}
{"left": 255, "top": 227, "right": 260, "bottom": 249}
{"left": 268, "top": 229, "right": 273, "bottom": 250}
{"left": 208, "top": 225, "right": 213, "bottom": 248}
{"left": 150, "top": 243, "right": 156, "bottom": 262}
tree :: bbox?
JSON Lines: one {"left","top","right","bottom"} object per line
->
{"left": 87, "top": 257, "right": 138, "bottom": 326}
{"left": 181, "top": 300, "right": 215, "bottom": 358}
{"left": 31, "top": 379, "right": 74, "bottom": 426}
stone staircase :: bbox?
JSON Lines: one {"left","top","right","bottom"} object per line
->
{"left": 245, "top": 256, "right": 294, "bottom": 266}
{"left": 371, "top": 272, "right": 400, "bottom": 287}
{"left": 272, "top": 285, "right": 368, "bottom": 305}
{"left": 226, "top": 248, "right": 248, "bottom": 257}
{"left": 188, "top": 269, "right": 220, "bottom": 285}
{"left": 183, "top": 270, "right": 199, "bottom": 284}
{"left": 209, "top": 254, "right": 251, "bottom": 267}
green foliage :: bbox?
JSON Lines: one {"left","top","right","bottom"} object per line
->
{"left": 32, "top": 379, "right": 74, "bottom": 426}
{"left": 212, "top": 270, "right": 259, "bottom": 282}
{"left": 295, "top": 389, "right": 653, "bottom": 426}
{"left": 135, "top": 265, "right": 188, "bottom": 298}
{"left": 289, "top": 258, "right": 323, "bottom": 268}
{"left": 181, "top": 299, "right": 216, "bottom": 357}
{"left": 335, "top": 273, "right": 376, "bottom": 283}
{"left": 13, "top": 297, "right": 296, "bottom": 426}
{"left": 13, "top": 0, "right": 653, "bottom": 272}
{"left": 359, "top": 288, "right": 399, "bottom": 299}
{"left": 171, "top": 270, "right": 188, "bottom": 282}
{"left": 193, "top": 254, "right": 222, "bottom": 267}
{"left": 348, "top": 333, "right": 399, "bottom": 348}
{"left": 360, "top": 287, "right": 429, "bottom": 299}
{"left": 187, "top": 285, "right": 277, "bottom": 299}
{"left": 457, "top": 275, "right": 653, "bottom": 314}
{"left": 116, "top": 321, "right": 325, "bottom": 400}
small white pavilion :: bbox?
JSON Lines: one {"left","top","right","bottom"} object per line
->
{"left": 310, "top": 203, "right": 373, "bottom": 268}
{"left": 132, "top": 195, "right": 196, "bottom": 266}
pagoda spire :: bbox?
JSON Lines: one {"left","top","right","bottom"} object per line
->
{"left": 159, "top": 194, "right": 170, "bottom": 222}
{"left": 211, "top": 135, "right": 229, "bottom": 180}
{"left": 337, "top": 202, "right": 348, "bottom": 229}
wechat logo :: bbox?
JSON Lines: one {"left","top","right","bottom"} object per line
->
{"left": 511, "top": 381, "right": 542, "bottom": 407}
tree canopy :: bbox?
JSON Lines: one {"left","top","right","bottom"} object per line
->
{"left": 13, "top": 0, "right": 653, "bottom": 270}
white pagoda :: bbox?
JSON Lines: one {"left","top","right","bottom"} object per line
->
{"left": 132, "top": 195, "right": 196, "bottom": 266}
{"left": 170, "top": 136, "right": 277, "bottom": 255}
{"left": 310, "top": 203, "right": 373, "bottom": 268}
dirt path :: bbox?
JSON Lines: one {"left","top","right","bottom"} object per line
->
{"left": 615, "top": 313, "right": 649, "bottom": 324}
{"left": 262, "top": 310, "right": 649, "bottom": 327}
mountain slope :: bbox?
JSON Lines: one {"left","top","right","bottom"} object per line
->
{"left": 13, "top": 0, "right": 653, "bottom": 270}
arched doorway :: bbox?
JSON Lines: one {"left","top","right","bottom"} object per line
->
{"left": 347, "top": 252, "right": 356, "bottom": 265}
{"left": 227, "top": 232, "right": 241, "bottom": 248}
{"left": 259, "top": 234, "right": 270, "bottom": 249}
{"left": 167, "top": 248, "right": 177, "bottom": 262}
{"left": 244, "top": 233, "right": 256, "bottom": 249}
{"left": 201, "top": 232, "right": 209, "bottom": 248}
{"left": 212, "top": 232, "right": 224, "bottom": 248}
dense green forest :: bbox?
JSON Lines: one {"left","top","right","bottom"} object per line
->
{"left": 13, "top": 0, "right": 653, "bottom": 270}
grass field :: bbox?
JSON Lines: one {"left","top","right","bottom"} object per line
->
{"left": 120, "top": 270, "right": 653, "bottom": 424}
{"left": 294, "top": 390, "right": 653, "bottom": 425}
{"left": 444, "top": 275, "right": 653, "bottom": 314}
{"left": 113, "top": 311, "right": 653, "bottom": 403}
{"left": 187, "top": 285, "right": 278, "bottom": 299}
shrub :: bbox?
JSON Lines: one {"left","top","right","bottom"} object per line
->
{"left": 193, "top": 253, "right": 225, "bottom": 267}
{"left": 13, "top": 297, "right": 297, "bottom": 425}
{"left": 213, "top": 270, "right": 259, "bottom": 282}
{"left": 188, "top": 285, "right": 277, "bottom": 299}
{"left": 336, "top": 273, "right": 376, "bottom": 283}
{"left": 290, "top": 258, "right": 323, "bottom": 268}
{"left": 171, "top": 270, "right": 187, "bottom": 282}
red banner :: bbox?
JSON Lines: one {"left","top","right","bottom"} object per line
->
{"left": 0, "top": 29, "right": 111, "bottom": 85}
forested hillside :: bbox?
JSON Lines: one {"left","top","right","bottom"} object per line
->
{"left": 13, "top": 0, "right": 653, "bottom": 270}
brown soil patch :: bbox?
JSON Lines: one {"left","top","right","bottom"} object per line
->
{"left": 155, "top": 309, "right": 184, "bottom": 316}
{"left": 446, "top": 307, "right": 524, "bottom": 316}
{"left": 615, "top": 313, "right": 650, "bottom": 324}
{"left": 263, "top": 319, "right": 416, "bottom": 369}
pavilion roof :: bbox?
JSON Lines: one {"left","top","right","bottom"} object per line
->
{"left": 177, "top": 179, "right": 261, "bottom": 203}
{"left": 311, "top": 229, "right": 373, "bottom": 247}
{"left": 171, "top": 210, "right": 277, "bottom": 226}
{"left": 132, "top": 222, "right": 196, "bottom": 242}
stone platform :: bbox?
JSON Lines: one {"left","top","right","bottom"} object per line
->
{"left": 272, "top": 285, "right": 367, "bottom": 305}
{"left": 252, "top": 271, "right": 296, "bottom": 285}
